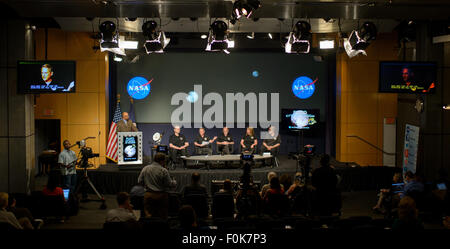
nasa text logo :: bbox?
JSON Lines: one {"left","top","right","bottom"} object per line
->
{"left": 127, "top": 76, "right": 152, "bottom": 100}
{"left": 292, "top": 76, "right": 317, "bottom": 99}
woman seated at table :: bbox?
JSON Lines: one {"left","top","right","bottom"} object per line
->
{"left": 240, "top": 127, "right": 257, "bottom": 154}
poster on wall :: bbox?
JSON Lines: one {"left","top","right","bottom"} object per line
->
{"left": 402, "top": 124, "right": 420, "bottom": 178}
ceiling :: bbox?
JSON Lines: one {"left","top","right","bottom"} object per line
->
{"left": 1, "top": 0, "right": 449, "bottom": 33}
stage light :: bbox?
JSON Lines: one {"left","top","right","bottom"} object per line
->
{"left": 443, "top": 105, "right": 450, "bottom": 110}
{"left": 319, "top": 40, "right": 334, "bottom": 49}
{"left": 268, "top": 33, "right": 273, "bottom": 39}
{"left": 119, "top": 36, "right": 138, "bottom": 49}
{"left": 142, "top": 20, "right": 170, "bottom": 54}
{"left": 344, "top": 21, "right": 377, "bottom": 58}
{"left": 247, "top": 32, "right": 255, "bottom": 39}
{"left": 113, "top": 55, "right": 123, "bottom": 62}
{"left": 201, "top": 34, "right": 208, "bottom": 39}
{"left": 205, "top": 20, "right": 231, "bottom": 52}
{"left": 285, "top": 21, "right": 312, "bottom": 54}
{"left": 99, "top": 20, "right": 119, "bottom": 48}
{"left": 232, "top": 0, "right": 261, "bottom": 20}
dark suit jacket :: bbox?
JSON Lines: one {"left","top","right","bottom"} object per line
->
{"left": 117, "top": 119, "right": 138, "bottom": 132}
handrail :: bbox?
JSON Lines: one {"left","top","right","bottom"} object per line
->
{"left": 347, "top": 135, "right": 396, "bottom": 156}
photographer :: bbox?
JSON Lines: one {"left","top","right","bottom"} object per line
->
{"left": 58, "top": 140, "right": 78, "bottom": 192}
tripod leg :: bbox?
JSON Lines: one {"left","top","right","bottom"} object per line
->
{"left": 86, "top": 178, "right": 107, "bottom": 209}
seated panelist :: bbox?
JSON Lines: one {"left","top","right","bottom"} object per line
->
{"left": 216, "top": 126, "right": 234, "bottom": 155}
{"left": 194, "top": 128, "right": 216, "bottom": 155}
{"left": 169, "top": 126, "right": 189, "bottom": 163}
{"left": 261, "top": 126, "right": 281, "bottom": 155}
{"left": 240, "top": 127, "right": 257, "bottom": 154}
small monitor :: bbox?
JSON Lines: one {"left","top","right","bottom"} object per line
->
{"left": 281, "top": 109, "right": 319, "bottom": 131}
{"left": 17, "top": 60, "right": 76, "bottom": 94}
{"left": 437, "top": 183, "right": 447, "bottom": 190}
{"left": 63, "top": 189, "right": 70, "bottom": 201}
{"left": 379, "top": 61, "right": 436, "bottom": 93}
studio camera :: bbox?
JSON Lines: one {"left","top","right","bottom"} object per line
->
{"left": 75, "top": 137, "right": 99, "bottom": 168}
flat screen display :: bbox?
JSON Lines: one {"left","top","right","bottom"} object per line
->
{"left": 280, "top": 109, "right": 319, "bottom": 131}
{"left": 17, "top": 60, "right": 76, "bottom": 93}
{"left": 379, "top": 61, "right": 436, "bottom": 93}
{"left": 122, "top": 136, "right": 138, "bottom": 162}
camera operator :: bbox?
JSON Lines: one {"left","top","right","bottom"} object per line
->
{"left": 236, "top": 154, "right": 262, "bottom": 219}
{"left": 58, "top": 140, "right": 78, "bottom": 192}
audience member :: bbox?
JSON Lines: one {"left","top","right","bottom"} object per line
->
{"left": 373, "top": 172, "right": 403, "bottom": 212}
{"left": 138, "top": 153, "right": 176, "bottom": 219}
{"left": 287, "top": 172, "right": 304, "bottom": 199}
{"left": 279, "top": 174, "right": 292, "bottom": 195}
{"left": 42, "top": 170, "right": 65, "bottom": 198}
{"left": 312, "top": 155, "right": 337, "bottom": 193}
{"left": 0, "top": 192, "right": 23, "bottom": 229}
{"left": 402, "top": 171, "right": 424, "bottom": 199}
{"left": 178, "top": 205, "right": 198, "bottom": 230}
{"left": 181, "top": 172, "right": 208, "bottom": 198}
{"left": 7, "top": 194, "right": 42, "bottom": 229}
{"left": 263, "top": 176, "right": 285, "bottom": 201}
{"left": 219, "top": 179, "right": 235, "bottom": 197}
{"left": 260, "top": 172, "right": 283, "bottom": 197}
{"left": 105, "top": 192, "right": 138, "bottom": 223}
{"left": 392, "top": 196, "right": 424, "bottom": 230}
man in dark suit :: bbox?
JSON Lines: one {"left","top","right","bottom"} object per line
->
{"left": 117, "top": 112, "right": 138, "bottom": 132}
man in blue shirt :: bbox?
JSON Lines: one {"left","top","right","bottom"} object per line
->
{"left": 401, "top": 171, "right": 424, "bottom": 199}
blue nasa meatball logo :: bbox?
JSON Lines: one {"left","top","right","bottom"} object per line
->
{"left": 127, "top": 76, "right": 152, "bottom": 100}
{"left": 292, "top": 76, "right": 317, "bottom": 99}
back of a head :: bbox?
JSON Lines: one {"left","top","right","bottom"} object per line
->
{"left": 191, "top": 172, "right": 200, "bottom": 185}
{"left": 154, "top": 152, "right": 166, "bottom": 165}
{"left": 267, "top": 172, "right": 277, "bottom": 182}
{"left": 0, "top": 192, "right": 8, "bottom": 209}
{"left": 47, "top": 170, "right": 60, "bottom": 191}
{"left": 116, "top": 192, "right": 130, "bottom": 206}
{"left": 320, "top": 154, "right": 330, "bottom": 167}
{"left": 179, "top": 205, "right": 197, "bottom": 229}
{"left": 405, "top": 171, "right": 415, "bottom": 180}
{"left": 270, "top": 176, "right": 281, "bottom": 190}
{"left": 279, "top": 174, "right": 292, "bottom": 188}
{"left": 223, "top": 179, "right": 232, "bottom": 192}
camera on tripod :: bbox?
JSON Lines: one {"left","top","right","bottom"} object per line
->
{"left": 75, "top": 137, "right": 99, "bottom": 168}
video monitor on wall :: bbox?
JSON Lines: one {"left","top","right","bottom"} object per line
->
{"left": 280, "top": 108, "right": 319, "bottom": 131}
{"left": 17, "top": 60, "right": 76, "bottom": 93}
{"left": 379, "top": 61, "right": 436, "bottom": 93}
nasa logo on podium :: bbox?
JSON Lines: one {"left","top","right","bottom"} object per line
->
{"left": 127, "top": 76, "right": 152, "bottom": 100}
{"left": 292, "top": 76, "right": 317, "bottom": 99}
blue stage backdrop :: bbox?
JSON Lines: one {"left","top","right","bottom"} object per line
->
{"left": 115, "top": 52, "right": 333, "bottom": 157}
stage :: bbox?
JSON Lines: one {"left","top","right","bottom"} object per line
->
{"left": 80, "top": 155, "right": 397, "bottom": 195}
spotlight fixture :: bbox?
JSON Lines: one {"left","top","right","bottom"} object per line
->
{"left": 205, "top": 20, "right": 231, "bottom": 52}
{"left": 113, "top": 55, "right": 123, "bottom": 62}
{"left": 285, "top": 21, "right": 312, "bottom": 54}
{"left": 99, "top": 20, "right": 119, "bottom": 48}
{"left": 344, "top": 21, "right": 377, "bottom": 58}
{"left": 319, "top": 40, "right": 334, "bottom": 49}
{"left": 142, "top": 20, "right": 170, "bottom": 54}
{"left": 232, "top": 0, "right": 261, "bottom": 20}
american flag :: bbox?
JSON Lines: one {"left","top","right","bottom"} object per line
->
{"left": 106, "top": 101, "right": 122, "bottom": 162}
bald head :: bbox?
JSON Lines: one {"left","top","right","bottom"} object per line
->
{"left": 122, "top": 112, "right": 129, "bottom": 121}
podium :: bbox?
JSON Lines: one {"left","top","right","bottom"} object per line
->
{"left": 117, "top": 132, "right": 143, "bottom": 165}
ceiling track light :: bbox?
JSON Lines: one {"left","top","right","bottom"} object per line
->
{"left": 232, "top": 0, "right": 261, "bottom": 21}
{"left": 344, "top": 21, "right": 377, "bottom": 58}
{"left": 285, "top": 21, "right": 312, "bottom": 54}
{"left": 142, "top": 20, "right": 170, "bottom": 54}
{"left": 206, "top": 20, "right": 231, "bottom": 52}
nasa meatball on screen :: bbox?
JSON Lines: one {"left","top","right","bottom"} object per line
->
{"left": 117, "top": 53, "right": 330, "bottom": 125}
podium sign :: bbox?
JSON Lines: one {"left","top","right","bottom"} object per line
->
{"left": 118, "top": 132, "right": 143, "bottom": 165}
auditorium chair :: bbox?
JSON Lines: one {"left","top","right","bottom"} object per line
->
{"left": 168, "top": 192, "right": 182, "bottom": 217}
{"left": 212, "top": 192, "right": 235, "bottom": 219}
{"left": 183, "top": 194, "right": 209, "bottom": 219}
{"left": 264, "top": 193, "right": 290, "bottom": 217}
{"left": 139, "top": 217, "right": 170, "bottom": 230}
{"left": 0, "top": 222, "right": 17, "bottom": 231}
